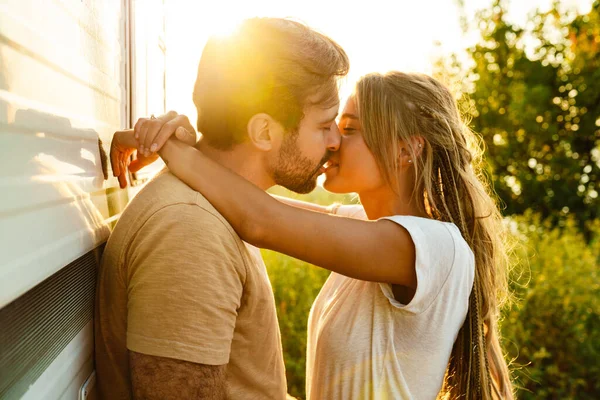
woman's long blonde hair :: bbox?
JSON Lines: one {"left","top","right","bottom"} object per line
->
{"left": 355, "top": 71, "right": 513, "bottom": 399}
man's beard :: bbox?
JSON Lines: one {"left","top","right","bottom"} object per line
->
{"left": 271, "top": 132, "right": 330, "bottom": 194}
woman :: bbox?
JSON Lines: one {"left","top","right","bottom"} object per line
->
{"left": 120, "top": 71, "right": 513, "bottom": 399}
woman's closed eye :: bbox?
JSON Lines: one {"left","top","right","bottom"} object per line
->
{"left": 342, "top": 127, "right": 357, "bottom": 135}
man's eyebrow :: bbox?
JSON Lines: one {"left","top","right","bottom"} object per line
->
{"left": 341, "top": 113, "right": 359, "bottom": 120}
{"left": 319, "top": 111, "right": 339, "bottom": 124}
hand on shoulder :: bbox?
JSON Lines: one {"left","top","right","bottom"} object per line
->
{"left": 109, "top": 111, "right": 196, "bottom": 188}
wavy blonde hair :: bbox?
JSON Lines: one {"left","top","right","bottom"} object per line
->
{"left": 355, "top": 71, "right": 513, "bottom": 399}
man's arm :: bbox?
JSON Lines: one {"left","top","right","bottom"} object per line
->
{"left": 125, "top": 205, "right": 245, "bottom": 399}
{"left": 129, "top": 351, "right": 226, "bottom": 400}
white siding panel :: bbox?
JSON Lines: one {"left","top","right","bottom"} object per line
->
{"left": 128, "top": 0, "right": 168, "bottom": 184}
{"left": 20, "top": 322, "right": 95, "bottom": 400}
{"left": 0, "top": 0, "right": 129, "bottom": 308}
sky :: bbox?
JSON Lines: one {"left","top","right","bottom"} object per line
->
{"left": 164, "top": 0, "right": 593, "bottom": 124}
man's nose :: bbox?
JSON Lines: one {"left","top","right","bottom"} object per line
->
{"left": 326, "top": 123, "right": 341, "bottom": 152}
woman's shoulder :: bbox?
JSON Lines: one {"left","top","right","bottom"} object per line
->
{"left": 382, "top": 214, "right": 456, "bottom": 236}
{"left": 384, "top": 214, "right": 462, "bottom": 235}
{"left": 382, "top": 215, "right": 474, "bottom": 261}
{"left": 385, "top": 214, "right": 454, "bottom": 227}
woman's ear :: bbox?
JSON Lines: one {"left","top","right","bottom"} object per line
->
{"left": 412, "top": 136, "right": 425, "bottom": 158}
{"left": 398, "top": 136, "right": 425, "bottom": 166}
{"left": 247, "top": 113, "right": 284, "bottom": 152}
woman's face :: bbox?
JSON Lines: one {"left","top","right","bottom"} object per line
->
{"left": 323, "top": 96, "right": 386, "bottom": 194}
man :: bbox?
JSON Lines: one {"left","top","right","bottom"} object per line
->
{"left": 95, "top": 18, "right": 349, "bottom": 399}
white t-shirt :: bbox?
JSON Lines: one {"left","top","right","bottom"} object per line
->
{"left": 306, "top": 205, "right": 475, "bottom": 400}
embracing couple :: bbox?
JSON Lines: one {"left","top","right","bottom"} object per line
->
{"left": 95, "top": 18, "right": 513, "bottom": 400}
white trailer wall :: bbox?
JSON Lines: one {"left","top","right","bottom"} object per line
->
{"left": 0, "top": 0, "right": 166, "bottom": 398}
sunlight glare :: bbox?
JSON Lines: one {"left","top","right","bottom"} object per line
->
{"left": 210, "top": 18, "right": 245, "bottom": 39}
{"left": 166, "top": 0, "right": 594, "bottom": 126}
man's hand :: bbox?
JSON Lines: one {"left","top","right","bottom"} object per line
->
{"left": 109, "top": 111, "right": 196, "bottom": 188}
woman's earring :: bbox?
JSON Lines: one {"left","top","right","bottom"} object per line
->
{"left": 408, "top": 159, "right": 413, "bottom": 163}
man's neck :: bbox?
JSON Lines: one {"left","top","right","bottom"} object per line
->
{"left": 195, "top": 139, "right": 274, "bottom": 191}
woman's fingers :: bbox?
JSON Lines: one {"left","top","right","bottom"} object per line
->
{"left": 180, "top": 115, "right": 196, "bottom": 138}
{"left": 143, "top": 111, "right": 180, "bottom": 154}
{"left": 132, "top": 111, "right": 188, "bottom": 157}
{"left": 176, "top": 115, "right": 197, "bottom": 145}
{"left": 175, "top": 126, "right": 196, "bottom": 145}
{"left": 138, "top": 122, "right": 150, "bottom": 155}
{"left": 132, "top": 111, "right": 172, "bottom": 156}
{"left": 159, "top": 110, "right": 179, "bottom": 121}
{"left": 149, "top": 121, "right": 177, "bottom": 153}
{"left": 143, "top": 121, "right": 162, "bottom": 155}
{"left": 150, "top": 118, "right": 196, "bottom": 153}
{"left": 133, "top": 117, "right": 148, "bottom": 140}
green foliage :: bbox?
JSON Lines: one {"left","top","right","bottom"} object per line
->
{"left": 502, "top": 214, "right": 600, "bottom": 399}
{"left": 437, "top": 0, "right": 600, "bottom": 232}
{"left": 262, "top": 249, "right": 329, "bottom": 399}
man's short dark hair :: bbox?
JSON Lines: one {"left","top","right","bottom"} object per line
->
{"left": 193, "top": 18, "right": 349, "bottom": 149}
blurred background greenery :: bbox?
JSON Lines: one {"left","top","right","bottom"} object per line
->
{"left": 265, "top": 1, "right": 600, "bottom": 399}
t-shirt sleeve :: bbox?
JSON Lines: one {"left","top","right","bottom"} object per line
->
{"left": 124, "top": 203, "right": 246, "bottom": 365}
{"left": 378, "top": 216, "right": 461, "bottom": 314}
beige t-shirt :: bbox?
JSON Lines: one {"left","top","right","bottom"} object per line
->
{"left": 95, "top": 171, "right": 286, "bottom": 399}
{"left": 306, "top": 205, "right": 474, "bottom": 400}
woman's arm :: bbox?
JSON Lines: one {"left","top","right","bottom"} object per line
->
{"left": 271, "top": 195, "right": 339, "bottom": 214}
{"left": 160, "top": 140, "right": 417, "bottom": 287}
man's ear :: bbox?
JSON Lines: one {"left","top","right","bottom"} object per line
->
{"left": 247, "top": 113, "right": 282, "bottom": 152}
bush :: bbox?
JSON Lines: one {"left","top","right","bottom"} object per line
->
{"left": 262, "top": 250, "right": 329, "bottom": 398}
{"left": 502, "top": 214, "right": 600, "bottom": 399}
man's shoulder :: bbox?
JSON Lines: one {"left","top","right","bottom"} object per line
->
{"left": 141, "top": 170, "right": 212, "bottom": 207}
{"left": 108, "top": 171, "right": 242, "bottom": 259}
{"left": 130, "top": 171, "right": 232, "bottom": 228}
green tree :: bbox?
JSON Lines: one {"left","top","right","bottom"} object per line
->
{"left": 441, "top": 0, "right": 600, "bottom": 231}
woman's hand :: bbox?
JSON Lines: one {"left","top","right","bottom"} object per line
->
{"left": 109, "top": 111, "right": 196, "bottom": 188}
{"left": 134, "top": 112, "right": 196, "bottom": 157}
{"left": 110, "top": 129, "right": 157, "bottom": 189}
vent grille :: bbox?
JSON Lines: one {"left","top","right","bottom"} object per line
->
{"left": 0, "top": 247, "right": 101, "bottom": 399}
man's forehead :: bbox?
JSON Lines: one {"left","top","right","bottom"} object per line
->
{"left": 304, "top": 102, "right": 340, "bottom": 121}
